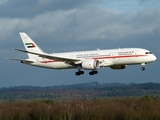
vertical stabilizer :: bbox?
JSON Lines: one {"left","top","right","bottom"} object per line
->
{"left": 19, "top": 32, "right": 43, "bottom": 60}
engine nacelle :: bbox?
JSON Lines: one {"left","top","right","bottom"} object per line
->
{"left": 110, "top": 65, "right": 127, "bottom": 70}
{"left": 81, "top": 60, "right": 100, "bottom": 70}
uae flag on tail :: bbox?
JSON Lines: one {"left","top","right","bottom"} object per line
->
{"left": 25, "top": 43, "right": 35, "bottom": 48}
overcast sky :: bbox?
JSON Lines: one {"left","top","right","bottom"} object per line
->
{"left": 0, "top": 0, "right": 160, "bottom": 88}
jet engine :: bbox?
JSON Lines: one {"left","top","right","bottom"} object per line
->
{"left": 81, "top": 60, "right": 100, "bottom": 70}
{"left": 110, "top": 65, "right": 127, "bottom": 70}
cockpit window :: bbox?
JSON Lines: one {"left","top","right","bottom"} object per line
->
{"left": 145, "top": 52, "right": 152, "bottom": 54}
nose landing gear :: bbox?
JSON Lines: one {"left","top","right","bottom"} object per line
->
{"left": 141, "top": 66, "right": 145, "bottom": 71}
{"left": 141, "top": 63, "right": 146, "bottom": 71}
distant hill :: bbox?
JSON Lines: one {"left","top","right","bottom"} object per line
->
{"left": 0, "top": 82, "right": 160, "bottom": 101}
{"left": 0, "top": 82, "right": 127, "bottom": 90}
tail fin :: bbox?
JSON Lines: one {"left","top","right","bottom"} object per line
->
{"left": 19, "top": 32, "right": 44, "bottom": 60}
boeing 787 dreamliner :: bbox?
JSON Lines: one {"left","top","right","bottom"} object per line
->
{"left": 9, "top": 33, "right": 157, "bottom": 76}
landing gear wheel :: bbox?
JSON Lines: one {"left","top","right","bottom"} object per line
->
{"left": 93, "top": 71, "right": 98, "bottom": 74}
{"left": 80, "top": 71, "right": 84, "bottom": 74}
{"left": 75, "top": 72, "right": 80, "bottom": 76}
{"left": 89, "top": 71, "right": 94, "bottom": 75}
{"left": 141, "top": 67, "right": 145, "bottom": 71}
{"left": 75, "top": 71, "right": 84, "bottom": 76}
{"left": 89, "top": 71, "right": 98, "bottom": 75}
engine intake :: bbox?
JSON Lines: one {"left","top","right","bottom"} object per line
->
{"left": 81, "top": 60, "right": 100, "bottom": 70}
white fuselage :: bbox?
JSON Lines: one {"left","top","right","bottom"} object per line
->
{"left": 29, "top": 48, "right": 156, "bottom": 70}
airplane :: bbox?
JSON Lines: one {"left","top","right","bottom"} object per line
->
{"left": 9, "top": 32, "right": 157, "bottom": 76}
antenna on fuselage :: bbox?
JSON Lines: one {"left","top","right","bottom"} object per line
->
{"left": 97, "top": 48, "right": 100, "bottom": 50}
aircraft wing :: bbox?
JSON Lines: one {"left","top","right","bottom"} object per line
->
{"left": 13, "top": 48, "right": 82, "bottom": 64}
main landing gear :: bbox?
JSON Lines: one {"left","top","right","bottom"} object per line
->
{"left": 89, "top": 70, "right": 98, "bottom": 75}
{"left": 141, "top": 63, "right": 146, "bottom": 71}
{"left": 75, "top": 70, "right": 84, "bottom": 76}
{"left": 75, "top": 70, "right": 98, "bottom": 76}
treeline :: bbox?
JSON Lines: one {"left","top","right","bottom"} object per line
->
{"left": 0, "top": 83, "right": 160, "bottom": 101}
{"left": 0, "top": 96, "right": 160, "bottom": 120}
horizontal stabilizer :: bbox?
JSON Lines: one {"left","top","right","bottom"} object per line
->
{"left": 8, "top": 58, "right": 35, "bottom": 64}
{"left": 13, "top": 48, "right": 82, "bottom": 64}
{"left": 13, "top": 48, "right": 40, "bottom": 56}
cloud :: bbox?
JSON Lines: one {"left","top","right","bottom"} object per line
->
{"left": 138, "top": 0, "right": 160, "bottom": 3}
{"left": 1, "top": 7, "right": 159, "bottom": 44}
{"left": 0, "top": 0, "right": 102, "bottom": 18}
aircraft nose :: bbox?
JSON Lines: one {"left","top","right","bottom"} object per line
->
{"left": 152, "top": 54, "right": 157, "bottom": 61}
